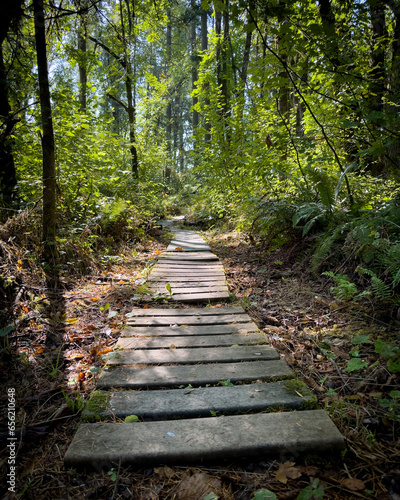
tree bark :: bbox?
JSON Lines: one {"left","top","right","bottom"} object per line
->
{"left": 191, "top": 0, "right": 199, "bottom": 133}
{"left": 33, "top": 0, "right": 57, "bottom": 260}
{"left": 201, "top": 5, "right": 211, "bottom": 143}
{"left": 0, "top": 2, "right": 24, "bottom": 216}
{"left": 0, "top": 45, "right": 19, "bottom": 215}
{"left": 78, "top": 21, "right": 87, "bottom": 112}
{"left": 165, "top": 8, "right": 172, "bottom": 184}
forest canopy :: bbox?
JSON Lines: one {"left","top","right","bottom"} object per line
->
{"left": 0, "top": 0, "right": 400, "bottom": 303}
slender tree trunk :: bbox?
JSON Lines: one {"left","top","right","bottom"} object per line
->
{"left": 221, "top": 0, "right": 230, "bottom": 121}
{"left": 201, "top": 6, "right": 211, "bottom": 143}
{"left": 191, "top": 0, "right": 199, "bottom": 133}
{"left": 0, "top": 2, "right": 23, "bottom": 217}
{"left": 0, "top": 45, "right": 19, "bottom": 215}
{"left": 78, "top": 20, "right": 87, "bottom": 112}
{"left": 165, "top": 9, "right": 172, "bottom": 184}
{"left": 119, "top": 0, "right": 138, "bottom": 178}
{"left": 386, "top": 0, "right": 400, "bottom": 171}
{"left": 33, "top": 0, "right": 56, "bottom": 260}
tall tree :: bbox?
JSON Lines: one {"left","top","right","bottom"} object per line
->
{"left": 0, "top": 1, "right": 24, "bottom": 216}
{"left": 33, "top": 0, "right": 57, "bottom": 260}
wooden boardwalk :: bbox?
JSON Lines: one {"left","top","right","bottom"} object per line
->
{"left": 64, "top": 222, "right": 344, "bottom": 469}
{"left": 147, "top": 227, "right": 230, "bottom": 302}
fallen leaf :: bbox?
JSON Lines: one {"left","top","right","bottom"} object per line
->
{"left": 175, "top": 246, "right": 183, "bottom": 251}
{"left": 90, "top": 297, "right": 101, "bottom": 301}
{"left": 154, "top": 466, "right": 175, "bottom": 479}
{"left": 143, "top": 304, "right": 149, "bottom": 309}
{"left": 341, "top": 478, "right": 365, "bottom": 491}
{"left": 170, "top": 344, "right": 176, "bottom": 350}
{"left": 172, "top": 472, "right": 221, "bottom": 500}
{"left": 275, "top": 461, "right": 301, "bottom": 484}
{"left": 65, "top": 318, "right": 79, "bottom": 325}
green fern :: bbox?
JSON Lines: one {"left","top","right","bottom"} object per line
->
{"left": 358, "top": 267, "right": 392, "bottom": 301}
{"left": 305, "top": 166, "right": 335, "bottom": 209}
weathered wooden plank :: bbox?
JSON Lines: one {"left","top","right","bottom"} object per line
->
{"left": 126, "top": 313, "right": 251, "bottom": 326}
{"left": 121, "top": 322, "right": 259, "bottom": 337}
{"left": 158, "top": 252, "right": 218, "bottom": 261}
{"left": 117, "top": 332, "right": 266, "bottom": 349}
{"left": 171, "top": 291, "right": 230, "bottom": 302}
{"left": 151, "top": 270, "right": 226, "bottom": 277}
{"left": 64, "top": 411, "right": 345, "bottom": 468}
{"left": 126, "top": 307, "right": 244, "bottom": 316}
{"left": 148, "top": 276, "right": 226, "bottom": 283}
{"left": 82, "top": 381, "right": 314, "bottom": 420}
{"left": 154, "top": 264, "right": 224, "bottom": 270}
{"left": 155, "top": 260, "right": 223, "bottom": 267}
{"left": 150, "top": 286, "right": 228, "bottom": 295}
{"left": 147, "top": 281, "right": 227, "bottom": 289}
{"left": 106, "top": 345, "right": 278, "bottom": 365}
{"left": 97, "top": 359, "right": 293, "bottom": 389}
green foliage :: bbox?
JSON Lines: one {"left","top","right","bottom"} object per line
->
{"left": 322, "top": 272, "right": 358, "bottom": 301}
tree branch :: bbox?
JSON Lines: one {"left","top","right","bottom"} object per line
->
{"left": 88, "top": 35, "right": 125, "bottom": 67}
{"left": 106, "top": 93, "right": 128, "bottom": 112}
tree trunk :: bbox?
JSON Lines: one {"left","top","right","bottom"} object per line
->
{"left": 78, "top": 20, "right": 87, "bottom": 112}
{"left": 0, "top": 45, "right": 18, "bottom": 215}
{"left": 33, "top": 0, "right": 57, "bottom": 261}
{"left": 191, "top": 0, "right": 199, "bottom": 133}
{"left": 201, "top": 5, "right": 211, "bottom": 143}
{"left": 165, "top": 9, "right": 172, "bottom": 184}
{"left": 386, "top": 0, "right": 400, "bottom": 171}
{"left": 0, "top": 2, "right": 23, "bottom": 217}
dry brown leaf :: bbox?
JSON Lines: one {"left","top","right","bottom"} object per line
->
{"left": 170, "top": 344, "right": 176, "bottom": 349}
{"left": 341, "top": 478, "right": 365, "bottom": 491}
{"left": 172, "top": 472, "right": 221, "bottom": 500}
{"left": 275, "top": 461, "right": 302, "bottom": 484}
{"left": 154, "top": 465, "right": 175, "bottom": 479}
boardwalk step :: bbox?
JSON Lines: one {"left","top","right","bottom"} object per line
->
{"left": 97, "top": 359, "right": 293, "bottom": 389}
{"left": 126, "top": 313, "right": 251, "bottom": 326}
{"left": 106, "top": 345, "right": 279, "bottom": 365}
{"left": 64, "top": 410, "right": 345, "bottom": 468}
{"left": 121, "top": 322, "right": 259, "bottom": 337}
{"left": 126, "top": 306, "right": 245, "bottom": 316}
{"left": 117, "top": 333, "right": 267, "bottom": 349}
{"left": 82, "top": 381, "right": 316, "bottom": 421}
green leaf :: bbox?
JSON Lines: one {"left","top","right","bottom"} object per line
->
{"left": 389, "top": 390, "right": 400, "bottom": 399}
{"left": 387, "top": 358, "right": 400, "bottom": 373}
{"left": 124, "top": 415, "right": 139, "bottom": 422}
{"left": 251, "top": 489, "right": 278, "bottom": 500}
{"left": 203, "top": 493, "right": 218, "bottom": 500}
{"left": 375, "top": 340, "right": 399, "bottom": 358}
{"left": 351, "top": 335, "right": 370, "bottom": 344}
{"left": 0, "top": 325, "right": 15, "bottom": 337}
{"left": 344, "top": 358, "right": 368, "bottom": 372}
{"left": 297, "top": 478, "right": 324, "bottom": 500}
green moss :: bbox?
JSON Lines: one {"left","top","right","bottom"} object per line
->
{"left": 82, "top": 391, "right": 110, "bottom": 422}
{"left": 300, "top": 396, "right": 319, "bottom": 410}
{"left": 284, "top": 378, "right": 313, "bottom": 397}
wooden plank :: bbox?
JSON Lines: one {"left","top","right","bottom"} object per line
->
{"left": 126, "top": 307, "right": 245, "bottom": 316}
{"left": 147, "top": 281, "right": 227, "bottom": 289}
{"left": 151, "top": 271, "right": 226, "bottom": 277}
{"left": 171, "top": 291, "right": 230, "bottom": 302}
{"left": 106, "top": 345, "right": 278, "bottom": 365}
{"left": 148, "top": 275, "right": 226, "bottom": 282}
{"left": 150, "top": 286, "right": 228, "bottom": 294}
{"left": 121, "top": 322, "right": 259, "bottom": 337}
{"left": 97, "top": 359, "right": 293, "bottom": 389}
{"left": 156, "top": 260, "right": 222, "bottom": 266}
{"left": 64, "top": 411, "right": 344, "bottom": 468}
{"left": 83, "top": 381, "right": 313, "bottom": 420}
{"left": 126, "top": 313, "right": 251, "bottom": 326}
{"left": 154, "top": 263, "right": 224, "bottom": 270}
{"left": 158, "top": 253, "right": 218, "bottom": 261}
{"left": 117, "top": 332, "right": 266, "bottom": 349}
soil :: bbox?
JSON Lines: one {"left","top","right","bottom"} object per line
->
{"left": 0, "top": 225, "right": 399, "bottom": 500}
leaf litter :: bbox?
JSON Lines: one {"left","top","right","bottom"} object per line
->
{"left": 0, "top": 223, "right": 399, "bottom": 499}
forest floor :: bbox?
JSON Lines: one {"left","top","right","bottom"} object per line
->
{"left": 1, "top": 223, "right": 399, "bottom": 500}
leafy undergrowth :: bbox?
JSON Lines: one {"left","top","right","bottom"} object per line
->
{"left": 0, "top": 221, "right": 399, "bottom": 499}
{"left": 206, "top": 228, "right": 400, "bottom": 500}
